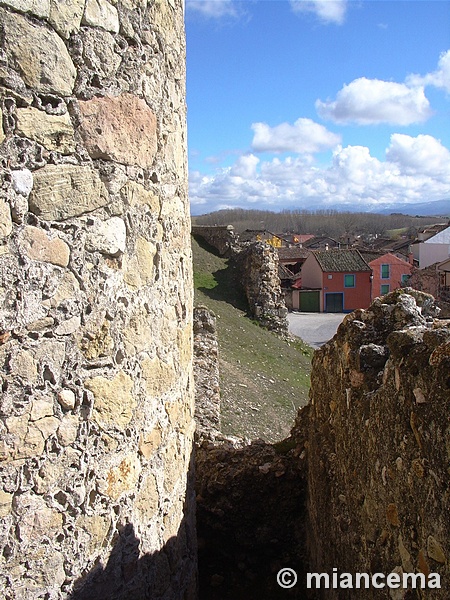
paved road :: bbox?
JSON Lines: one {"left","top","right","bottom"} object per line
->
{"left": 287, "top": 312, "right": 346, "bottom": 350}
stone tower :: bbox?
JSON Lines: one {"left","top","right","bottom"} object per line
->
{"left": 0, "top": 1, "right": 196, "bottom": 598}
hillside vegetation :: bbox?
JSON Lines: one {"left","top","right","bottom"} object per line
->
{"left": 192, "top": 235, "right": 311, "bottom": 442}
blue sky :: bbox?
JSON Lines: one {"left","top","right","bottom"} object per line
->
{"left": 185, "top": 0, "right": 450, "bottom": 215}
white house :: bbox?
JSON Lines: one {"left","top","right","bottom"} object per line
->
{"left": 418, "top": 225, "right": 450, "bottom": 268}
{"left": 438, "top": 257, "right": 450, "bottom": 302}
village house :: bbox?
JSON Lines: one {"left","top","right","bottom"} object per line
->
{"left": 408, "top": 257, "right": 450, "bottom": 310}
{"left": 304, "top": 235, "right": 340, "bottom": 250}
{"left": 412, "top": 223, "right": 450, "bottom": 268}
{"left": 298, "top": 249, "right": 372, "bottom": 312}
{"left": 280, "top": 233, "right": 315, "bottom": 246}
{"left": 277, "top": 246, "right": 309, "bottom": 275}
{"left": 437, "top": 259, "right": 450, "bottom": 316}
{"left": 367, "top": 236, "right": 415, "bottom": 264}
{"left": 239, "top": 229, "right": 314, "bottom": 248}
{"left": 360, "top": 251, "right": 413, "bottom": 301}
{"left": 438, "top": 257, "right": 450, "bottom": 302}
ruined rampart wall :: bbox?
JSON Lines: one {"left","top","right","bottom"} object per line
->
{"left": 0, "top": 1, "right": 196, "bottom": 598}
{"left": 307, "top": 289, "right": 450, "bottom": 598}
{"left": 193, "top": 306, "right": 220, "bottom": 442}
{"left": 191, "top": 225, "right": 237, "bottom": 256}
{"left": 236, "top": 242, "right": 288, "bottom": 335}
{"left": 192, "top": 227, "right": 288, "bottom": 334}
{"left": 195, "top": 290, "right": 450, "bottom": 599}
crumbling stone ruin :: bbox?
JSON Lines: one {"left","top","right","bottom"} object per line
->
{"left": 192, "top": 226, "right": 289, "bottom": 336}
{"left": 193, "top": 306, "right": 220, "bottom": 442}
{"left": 235, "top": 241, "right": 289, "bottom": 336}
{"left": 408, "top": 265, "right": 450, "bottom": 317}
{"left": 306, "top": 288, "right": 450, "bottom": 599}
{"left": 191, "top": 225, "right": 238, "bottom": 257}
{"left": 0, "top": 1, "right": 196, "bottom": 598}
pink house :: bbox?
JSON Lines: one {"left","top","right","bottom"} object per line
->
{"left": 367, "top": 253, "right": 413, "bottom": 301}
{"left": 301, "top": 249, "right": 372, "bottom": 312}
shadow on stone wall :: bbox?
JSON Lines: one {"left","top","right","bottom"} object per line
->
{"left": 193, "top": 288, "right": 450, "bottom": 600}
{"left": 196, "top": 419, "right": 310, "bottom": 600}
{"left": 69, "top": 457, "right": 197, "bottom": 600}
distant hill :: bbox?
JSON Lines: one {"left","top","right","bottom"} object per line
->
{"left": 193, "top": 200, "right": 450, "bottom": 221}
{"left": 193, "top": 207, "right": 445, "bottom": 238}
{"left": 377, "top": 199, "right": 450, "bottom": 217}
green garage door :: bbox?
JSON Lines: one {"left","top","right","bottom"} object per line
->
{"left": 325, "top": 293, "right": 343, "bottom": 312}
{"left": 300, "top": 290, "right": 320, "bottom": 312}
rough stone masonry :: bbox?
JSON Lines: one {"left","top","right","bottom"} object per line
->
{"left": 194, "top": 290, "right": 450, "bottom": 600}
{"left": 0, "top": 1, "right": 197, "bottom": 598}
{"left": 306, "top": 289, "right": 450, "bottom": 600}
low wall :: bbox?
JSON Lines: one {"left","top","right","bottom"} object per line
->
{"left": 191, "top": 225, "right": 237, "bottom": 256}
{"left": 193, "top": 306, "right": 221, "bottom": 442}
{"left": 307, "top": 289, "right": 450, "bottom": 598}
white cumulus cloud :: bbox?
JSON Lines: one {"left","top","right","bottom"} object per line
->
{"left": 229, "top": 154, "right": 260, "bottom": 178}
{"left": 386, "top": 133, "right": 450, "bottom": 178}
{"left": 331, "top": 145, "right": 384, "bottom": 185}
{"left": 185, "top": 0, "right": 239, "bottom": 19}
{"left": 290, "top": 0, "right": 348, "bottom": 24}
{"left": 406, "top": 49, "right": 450, "bottom": 94}
{"left": 189, "top": 134, "right": 450, "bottom": 213}
{"left": 251, "top": 118, "right": 341, "bottom": 154}
{"left": 316, "top": 78, "right": 432, "bottom": 125}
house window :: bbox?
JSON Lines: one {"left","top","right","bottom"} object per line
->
{"left": 381, "top": 284, "right": 390, "bottom": 295}
{"left": 381, "top": 264, "right": 390, "bottom": 279}
{"left": 344, "top": 274, "right": 355, "bottom": 288}
{"left": 401, "top": 274, "right": 410, "bottom": 286}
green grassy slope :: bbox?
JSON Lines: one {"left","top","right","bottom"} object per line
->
{"left": 192, "top": 235, "right": 312, "bottom": 442}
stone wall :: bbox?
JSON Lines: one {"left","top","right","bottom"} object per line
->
{"left": 193, "top": 306, "right": 220, "bottom": 442}
{"left": 191, "top": 225, "right": 237, "bottom": 257}
{"left": 0, "top": 1, "right": 196, "bottom": 599}
{"left": 408, "top": 265, "right": 450, "bottom": 317}
{"left": 307, "top": 289, "right": 450, "bottom": 599}
{"left": 192, "top": 227, "right": 288, "bottom": 334}
{"left": 408, "top": 266, "right": 440, "bottom": 298}
{"left": 195, "top": 289, "right": 450, "bottom": 599}
{"left": 236, "top": 242, "right": 288, "bottom": 335}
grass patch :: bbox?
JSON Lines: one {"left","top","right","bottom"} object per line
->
{"left": 192, "top": 235, "right": 312, "bottom": 442}
{"left": 386, "top": 227, "right": 409, "bottom": 239}
{"left": 193, "top": 271, "right": 217, "bottom": 290}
